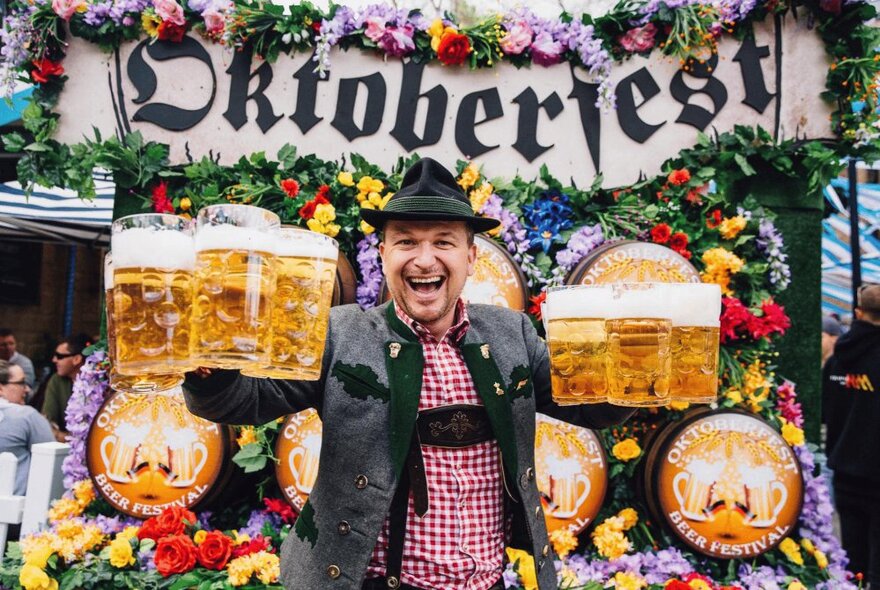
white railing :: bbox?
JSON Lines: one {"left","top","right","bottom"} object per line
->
{"left": 0, "top": 442, "right": 70, "bottom": 560}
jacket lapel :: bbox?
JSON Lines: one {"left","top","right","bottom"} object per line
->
{"left": 384, "top": 303, "right": 423, "bottom": 479}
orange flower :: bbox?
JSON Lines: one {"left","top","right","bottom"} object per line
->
{"left": 667, "top": 169, "right": 691, "bottom": 186}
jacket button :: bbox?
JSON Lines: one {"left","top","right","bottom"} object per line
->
{"left": 327, "top": 565, "right": 341, "bottom": 579}
{"left": 534, "top": 506, "right": 541, "bottom": 518}
{"left": 387, "top": 576, "right": 400, "bottom": 588}
{"left": 526, "top": 468, "right": 535, "bottom": 480}
{"left": 537, "top": 558, "right": 545, "bottom": 571}
{"left": 542, "top": 544, "right": 550, "bottom": 557}
{"left": 337, "top": 520, "right": 351, "bottom": 535}
{"left": 355, "top": 474, "right": 368, "bottom": 489}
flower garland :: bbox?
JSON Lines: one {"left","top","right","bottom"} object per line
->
{"left": 61, "top": 350, "right": 112, "bottom": 488}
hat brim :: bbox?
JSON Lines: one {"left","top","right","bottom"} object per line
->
{"left": 360, "top": 208, "right": 501, "bottom": 233}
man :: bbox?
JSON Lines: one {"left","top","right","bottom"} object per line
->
{"left": 0, "top": 328, "right": 35, "bottom": 391}
{"left": 42, "top": 333, "right": 89, "bottom": 441}
{"left": 821, "top": 315, "right": 842, "bottom": 367}
{"left": 823, "top": 283, "right": 880, "bottom": 587}
{"left": 184, "top": 158, "right": 632, "bottom": 590}
{"left": 0, "top": 360, "right": 55, "bottom": 497}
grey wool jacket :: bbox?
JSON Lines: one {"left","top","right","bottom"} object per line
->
{"left": 183, "top": 301, "right": 632, "bottom": 590}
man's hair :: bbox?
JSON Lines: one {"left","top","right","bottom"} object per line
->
{"left": 0, "top": 328, "right": 14, "bottom": 338}
{"left": 60, "top": 333, "right": 91, "bottom": 356}
{"left": 378, "top": 224, "right": 476, "bottom": 246}
{"left": 0, "top": 360, "right": 11, "bottom": 384}
{"left": 857, "top": 284, "right": 880, "bottom": 322}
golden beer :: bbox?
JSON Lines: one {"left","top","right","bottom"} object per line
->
{"left": 243, "top": 228, "right": 338, "bottom": 380}
{"left": 110, "top": 215, "right": 197, "bottom": 377}
{"left": 606, "top": 283, "right": 672, "bottom": 407}
{"left": 191, "top": 205, "right": 280, "bottom": 370}
{"left": 668, "top": 283, "right": 722, "bottom": 404}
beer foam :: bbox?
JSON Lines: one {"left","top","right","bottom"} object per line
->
{"left": 605, "top": 284, "right": 672, "bottom": 319}
{"left": 545, "top": 455, "right": 581, "bottom": 478}
{"left": 275, "top": 231, "right": 339, "bottom": 259}
{"left": 545, "top": 286, "right": 614, "bottom": 320}
{"left": 163, "top": 426, "right": 199, "bottom": 448}
{"left": 663, "top": 283, "right": 721, "bottom": 327}
{"left": 740, "top": 465, "right": 776, "bottom": 486}
{"left": 116, "top": 422, "right": 149, "bottom": 445}
{"left": 104, "top": 264, "right": 114, "bottom": 290}
{"left": 112, "top": 228, "right": 196, "bottom": 270}
{"left": 301, "top": 433, "right": 322, "bottom": 452}
{"left": 195, "top": 224, "right": 276, "bottom": 254}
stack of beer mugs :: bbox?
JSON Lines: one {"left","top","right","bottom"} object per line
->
{"left": 545, "top": 282, "right": 721, "bottom": 407}
{"left": 105, "top": 205, "right": 339, "bottom": 393}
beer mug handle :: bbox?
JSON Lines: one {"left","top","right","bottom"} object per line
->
{"left": 290, "top": 447, "right": 304, "bottom": 487}
{"left": 193, "top": 442, "right": 208, "bottom": 480}
{"left": 100, "top": 436, "right": 117, "bottom": 471}
{"left": 770, "top": 481, "right": 787, "bottom": 521}
{"left": 575, "top": 474, "right": 590, "bottom": 511}
{"left": 672, "top": 472, "right": 688, "bottom": 507}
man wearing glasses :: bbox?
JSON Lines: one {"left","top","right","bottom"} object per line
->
{"left": 0, "top": 328, "right": 35, "bottom": 392}
{"left": 41, "top": 334, "right": 89, "bottom": 442}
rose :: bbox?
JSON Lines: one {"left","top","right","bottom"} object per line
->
{"left": 669, "top": 232, "right": 689, "bottom": 251}
{"left": 51, "top": 0, "right": 81, "bottom": 21}
{"left": 530, "top": 32, "right": 563, "bottom": 66}
{"left": 264, "top": 497, "right": 296, "bottom": 524}
{"left": 155, "top": 534, "right": 198, "bottom": 576}
{"left": 436, "top": 31, "right": 471, "bottom": 66}
{"left": 650, "top": 223, "right": 671, "bottom": 244}
{"left": 665, "top": 582, "right": 691, "bottom": 590}
{"left": 363, "top": 16, "right": 386, "bottom": 42}
{"left": 500, "top": 19, "right": 532, "bottom": 55}
{"left": 618, "top": 23, "right": 657, "bottom": 53}
{"left": 153, "top": 0, "right": 185, "bottom": 25}
{"left": 108, "top": 536, "right": 136, "bottom": 568}
{"left": 197, "top": 530, "right": 234, "bottom": 570}
{"left": 18, "top": 564, "right": 57, "bottom": 590}
{"left": 158, "top": 20, "right": 187, "bottom": 42}
{"left": 378, "top": 25, "right": 415, "bottom": 58}
{"left": 140, "top": 506, "right": 197, "bottom": 541}
{"left": 31, "top": 58, "right": 64, "bottom": 84}
{"left": 232, "top": 534, "right": 273, "bottom": 558}
{"left": 202, "top": 8, "right": 225, "bottom": 34}
{"left": 612, "top": 438, "right": 641, "bottom": 461}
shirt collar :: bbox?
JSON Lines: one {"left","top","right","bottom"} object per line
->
{"left": 394, "top": 299, "right": 470, "bottom": 344}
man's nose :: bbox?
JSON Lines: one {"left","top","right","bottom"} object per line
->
{"left": 413, "top": 243, "right": 437, "bottom": 267}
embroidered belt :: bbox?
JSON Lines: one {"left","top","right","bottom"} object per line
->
{"left": 416, "top": 404, "right": 493, "bottom": 448}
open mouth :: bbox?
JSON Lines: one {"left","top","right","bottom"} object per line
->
{"left": 406, "top": 275, "right": 445, "bottom": 295}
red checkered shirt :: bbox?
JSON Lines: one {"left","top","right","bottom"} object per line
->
{"left": 366, "top": 300, "right": 505, "bottom": 590}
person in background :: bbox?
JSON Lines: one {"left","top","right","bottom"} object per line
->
{"left": 823, "top": 283, "right": 880, "bottom": 587}
{"left": 822, "top": 315, "right": 842, "bottom": 367}
{"left": 0, "top": 328, "right": 36, "bottom": 391}
{"left": 41, "top": 333, "right": 89, "bottom": 442}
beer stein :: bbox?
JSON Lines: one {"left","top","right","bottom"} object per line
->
{"left": 606, "top": 283, "right": 672, "bottom": 407}
{"left": 544, "top": 285, "right": 612, "bottom": 405}
{"left": 742, "top": 466, "right": 788, "bottom": 528}
{"left": 668, "top": 283, "right": 722, "bottom": 404}
{"left": 100, "top": 421, "right": 149, "bottom": 483}
{"left": 163, "top": 426, "right": 209, "bottom": 488}
{"left": 544, "top": 454, "right": 591, "bottom": 518}
{"left": 191, "top": 204, "right": 280, "bottom": 370}
{"left": 672, "top": 458, "right": 723, "bottom": 521}
{"left": 288, "top": 432, "right": 322, "bottom": 494}
{"left": 242, "top": 227, "right": 338, "bottom": 380}
{"left": 110, "top": 214, "right": 197, "bottom": 377}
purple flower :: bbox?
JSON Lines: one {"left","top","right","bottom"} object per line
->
{"left": 240, "top": 508, "right": 283, "bottom": 538}
{"left": 62, "top": 351, "right": 112, "bottom": 488}
{"left": 530, "top": 31, "right": 564, "bottom": 66}
{"left": 356, "top": 233, "right": 383, "bottom": 308}
{"left": 482, "top": 194, "right": 547, "bottom": 288}
{"left": 500, "top": 19, "right": 533, "bottom": 55}
{"left": 757, "top": 217, "right": 791, "bottom": 289}
{"left": 377, "top": 24, "right": 415, "bottom": 57}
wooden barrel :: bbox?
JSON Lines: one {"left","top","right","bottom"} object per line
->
{"left": 86, "top": 389, "right": 239, "bottom": 518}
{"left": 641, "top": 408, "right": 804, "bottom": 559}
{"left": 332, "top": 252, "right": 358, "bottom": 306}
{"left": 275, "top": 408, "right": 323, "bottom": 511}
{"left": 535, "top": 413, "right": 607, "bottom": 535}
{"left": 379, "top": 234, "right": 530, "bottom": 311}
{"left": 565, "top": 240, "right": 700, "bottom": 285}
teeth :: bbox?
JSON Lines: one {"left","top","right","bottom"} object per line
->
{"left": 410, "top": 277, "right": 441, "bottom": 284}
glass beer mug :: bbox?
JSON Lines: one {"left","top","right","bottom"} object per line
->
{"left": 242, "top": 227, "right": 338, "bottom": 380}
{"left": 668, "top": 283, "right": 722, "bottom": 404}
{"left": 191, "top": 204, "right": 280, "bottom": 370}
{"left": 544, "top": 285, "right": 612, "bottom": 405}
{"left": 605, "top": 283, "right": 672, "bottom": 407}
{"left": 110, "top": 214, "right": 197, "bottom": 378}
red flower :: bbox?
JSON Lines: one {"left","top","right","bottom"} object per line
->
{"left": 137, "top": 517, "right": 164, "bottom": 542}
{"left": 706, "top": 209, "right": 722, "bottom": 229}
{"left": 264, "top": 497, "right": 296, "bottom": 524}
{"left": 752, "top": 299, "right": 791, "bottom": 339}
{"left": 139, "top": 506, "right": 197, "bottom": 541}
{"left": 437, "top": 31, "right": 471, "bottom": 66}
{"left": 667, "top": 168, "right": 691, "bottom": 186}
{"left": 669, "top": 232, "right": 689, "bottom": 252}
{"left": 158, "top": 20, "right": 187, "bottom": 42}
{"left": 650, "top": 223, "right": 672, "bottom": 244}
{"left": 311, "top": 21, "right": 321, "bottom": 32}
{"left": 31, "top": 57, "right": 64, "bottom": 84}
{"left": 315, "top": 184, "right": 331, "bottom": 201}
{"left": 281, "top": 178, "right": 300, "bottom": 198}
{"left": 150, "top": 181, "right": 175, "bottom": 214}
{"left": 665, "top": 582, "right": 692, "bottom": 590}
{"left": 232, "top": 534, "right": 273, "bottom": 558}
{"left": 196, "top": 530, "right": 233, "bottom": 570}
{"left": 154, "top": 534, "right": 198, "bottom": 577}
{"left": 298, "top": 200, "right": 317, "bottom": 219}
{"left": 719, "top": 296, "right": 751, "bottom": 344}
{"left": 528, "top": 291, "right": 547, "bottom": 321}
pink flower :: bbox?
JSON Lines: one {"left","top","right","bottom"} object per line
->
{"left": 377, "top": 24, "right": 415, "bottom": 57}
{"left": 500, "top": 19, "right": 532, "bottom": 55}
{"left": 618, "top": 23, "right": 657, "bottom": 53}
{"left": 530, "top": 31, "right": 563, "bottom": 66}
{"left": 52, "top": 0, "right": 80, "bottom": 21}
{"left": 364, "top": 16, "right": 386, "bottom": 42}
{"left": 153, "top": 0, "right": 185, "bottom": 26}
{"left": 202, "top": 8, "right": 224, "bottom": 34}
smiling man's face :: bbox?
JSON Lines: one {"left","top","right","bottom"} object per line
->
{"left": 379, "top": 220, "right": 476, "bottom": 339}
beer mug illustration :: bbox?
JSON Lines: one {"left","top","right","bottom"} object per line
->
{"left": 742, "top": 466, "right": 788, "bottom": 528}
{"left": 673, "top": 459, "right": 723, "bottom": 521}
{"left": 545, "top": 455, "right": 590, "bottom": 519}
{"left": 163, "top": 426, "right": 208, "bottom": 488}
{"left": 289, "top": 433, "right": 321, "bottom": 494}
{"left": 100, "top": 422, "right": 149, "bottom": 483}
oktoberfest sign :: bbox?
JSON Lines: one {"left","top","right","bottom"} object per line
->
{"left": 55, "top": 19, "right": 830, "bottom": 187}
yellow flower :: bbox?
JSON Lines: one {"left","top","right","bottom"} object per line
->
{"left": 617, "top": 508, "right": 638, "bottom": 530}
{"left": 668, "top": 400, "right": 689, "bottom": 411}
{"left": 232, "top": 530, "right": 251, "bottom": 546}
{"left": 251, "top": 551, "right": 281, "bottom": 584}
{"left": 505, "top": 548, "right": 537, "bottom": 590}
{"left": 689, "top": 580, "right": 713, "bottom": 590}
{"left": 108, "top": 536, "right": 135, "bottom": 568}
{"left": 313, "top": 203, "right": 337, "bottom": 225}
{"left": 325, "top": 223, "right": 341, "bottom": 238}
{"left": 194, "top": 529, "right": 208, "bottom": 545}
{"left": 787, "top": 582, "right": 807, "bottom": 590}
{"left": 700, "top": 247, "right": 745, "bottom": 296}
{"left": 307, "top": 218, "right": 324, "bottom": 233}
{"left": 458, "top": 163, "right": 480, "bottom": 189}
{"left": 23, "top": 542, "right": 54, "bottom": 569}
{"left": 591, "top": 516, "right": 631, "bottom": 560}
{"left": 778, "top": 537, "right": 804, "bottom": 565}
{"left": 427, "top": 18, "right": 445, "bottom": 39}
{"left": 814, "top": 549, "right": 828, "bottom": 569}
{"left": 469, "top": 182, "right": 493, "bottom": 213}
{"left": 549, "top": 528, "right": 578, "bottom": 558}
{"left": 368, "top": 191, "right": 383, "bottom": 207}
{"left": 612, "top": 438, "right": 642, "bottom": 462}
{"left": 226, "top": 554, "right": 254, "bottom": 586}
{"left": 800, "top": 538, "right": 815, "bottom": 553}
{"left": 356, "top": 176, "right": 384, "bottom": 195}
{"left": 236, "top": 427, "right": 257, "bottom": 447}
{"left": 141, "top": 11, "right": 161, "bottom": 37}
{"left": 337, "top": 171, "right": 354, "bottom": 186}
{"left": 718, "top": 215, "right": 747, "bottom": 239}
{"left": 72, "top": 479, "right": 95, "bottom": 506}
{"left": 360, "top": 200, "right": 375, "bottom": 210}
{"left": 608, "top": 571, "right": 647, "bottom": 590}
{"left": 117, "top": 526, "right": 139, "bottom": 541}
{"left": 725, "top": 388, "right": 743, "bottom": 404}
{"left": 560, "top": 566, "right": 580, "bottom": 588}
{"left": 19, "top": 565, "right": 57, "bottom": 590}
{"left": 360, "top": 220, "right": 375, "bottom": 235}
{"left": 179, "top": 197, "right": 192, "bottom": 211}
{"left": 380, "top": 193, "right": 393, "bottom": 209}
{"left": 47, "top": 498, "right": 83, "bottom": 522}
{"left": 781, "top": 422, "right": 805, "bottom": 447}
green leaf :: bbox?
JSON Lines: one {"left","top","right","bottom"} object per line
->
{"left": 734, "top": 153, "right": 756, "bottom": 176}
{"left": 2, "top": 132, "right": 26, "bottom": 152}
{"left": 170, "top": 572, "right": 204, "bottom": 590}
{"left": 232, "top": 443, "right": 268, "bottom": 473}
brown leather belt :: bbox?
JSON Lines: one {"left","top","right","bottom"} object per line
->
{"left": 417, "top": 404, "right": 493, "bottom": 448}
